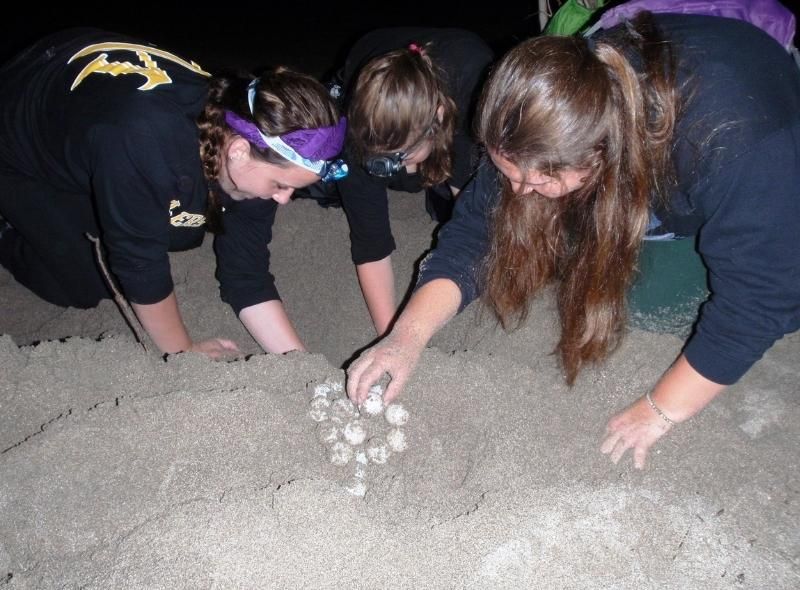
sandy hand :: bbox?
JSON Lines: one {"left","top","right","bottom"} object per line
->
{"left": 188, "top": 338, "right": 241, "bottom": 360}
{"left": 600, "top": 395, "right": 673, "bottom": 470}
{"left": 346, "top": 334, "right": 424, "bottom": 405}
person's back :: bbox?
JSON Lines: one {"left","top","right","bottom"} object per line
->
{"left": 0, "top": 28, "right": 209, "bottom": 196}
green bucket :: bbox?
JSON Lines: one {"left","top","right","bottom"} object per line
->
{"left": 628, "top": 237, "right": 709, "bottom": 337}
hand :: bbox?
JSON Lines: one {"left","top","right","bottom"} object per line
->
{"left": 600, "top": 395, "right": 673, "bottom": 469}
{"left": 346, "top": 334, "right": 425, "bottom": 405}
{"left": 188, "top": 338, "right": 241, "bottom": 360}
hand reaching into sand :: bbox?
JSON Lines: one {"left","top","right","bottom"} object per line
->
{"left": 347, "top": 278, "right": 462, "bottom": 405}
{"left": 601, "top": 355, "right": 726, "bottom": 469}
{"left": 600, "top": 396, "right": 673, "bottom": 469}
{"left": 346, "top": 333, "right": 425, "bottom": 405}
{"left": 188, "top": 338, "right": 241, "bottom": 360}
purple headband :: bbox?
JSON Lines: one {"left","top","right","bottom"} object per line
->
{"left": 283, "top": 117, "right": 347, "bottom": 160}
{"left": 224, "top": 111, "right": 346, "bottom": 162}
{"left": 224, "top": 110, "right": 269, "bottom": 150}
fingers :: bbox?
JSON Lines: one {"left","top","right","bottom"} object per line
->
{"left": 609, "top": 436, "right": 633, "bottom": 465}
{"left": 216, "top": 339, "right": 240, "bottom": 351}
{"left": 345, "top": 352, "right": 371, "bottom": 402}
{"left": 602, "top": 432, "right": 651, "bottom": 468}
{"left": 633, "top": 445, "right": 648, "bottom": 470}
{"left": 353, "top": 359, "right": 389, "bottom": 405}
{"left": 383, "top": 371, "right": 408, "bottom": 404}
{"left": 189, "top": 338, "right": 241, "bottom": 360}
{"left": 600, "top": 397, "right": 670, "bottom": 469}
{"left": 600, "top": 429, "right": 621, "bottom": 455}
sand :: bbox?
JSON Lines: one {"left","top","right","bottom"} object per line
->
{"left": 1, "top": 192, "right": 799, "bottom": 589}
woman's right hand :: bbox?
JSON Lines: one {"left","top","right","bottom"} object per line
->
{"left": 347, "top": 278, "right": 463, "bottom": 405}
{"left": 188, "top": 338, "right": 241, "bottom": 360}
{"left": 346, "top": 331, "right": 426, "bottom": 405}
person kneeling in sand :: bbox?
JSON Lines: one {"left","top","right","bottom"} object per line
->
{"left": 347, "top": 10, "right": 800, "bottom": 468}
{"left": 0, "top": 28, "right": 345, "bottom": 358}
{"left": 299, "top": 28, "right": 492, "bottom": 337}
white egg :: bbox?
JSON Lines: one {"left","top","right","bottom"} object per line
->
{"left": 344, "top": 478, "right": 367, "bottom": 497}
{"left": 309, "top": 396, "right": 331, "bottom": 422}
{"left": 316, "top": 423, "right": 340, "bottom": 445}
{"left": 343, "top": 420, "right": 367, "bottom": 446}
{"left": 329, "top": 441, "right": 353, "bottom": 466}
{"left": 366, "top": 437, "right": 391, "bottom": 464}
{"left": 311, "top": 383, "right": 332, "bottom": 398}
{"left": 384, "top": 403, "right": 409, "bottom": 426}
{"left": 331, "top": 398, "right": 358, "bottom": 420}
{"left": 386, "top": 428, "right": 407, "bottom": 452}
{"left": 362, "top": 393, "right": 384, "bottom": 417}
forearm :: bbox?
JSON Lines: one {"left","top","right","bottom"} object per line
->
{"left": 239, "top": 300, "right": 305, "bottom": 354}
{"left": 355, "top": 256, "right": 396, "bottom": 336}
{"left": 390, "top": 278, "right": 462, "bottom": 350}
{"left": 131, "top": 292, "right": 192, "bottom": 353}
{"left": 346, "top": 278, "right": 462, "bottom": 403}
{"left": 651, "top": 354, "right": 727, "bottom": 422}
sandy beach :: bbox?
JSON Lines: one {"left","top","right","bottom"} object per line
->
{"left": 1, "top": 191, "right": 798, "bottom": 588}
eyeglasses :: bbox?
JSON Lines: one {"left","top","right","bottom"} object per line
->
{"left": 319, "top": 159, "right": 349, "bottom": 183}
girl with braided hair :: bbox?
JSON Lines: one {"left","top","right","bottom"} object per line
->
{"left": 0, "top": 28, "right": 345, "bottom": 357}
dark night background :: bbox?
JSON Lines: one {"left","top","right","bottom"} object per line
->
{"left": 3, "top": 2, "right": 797, "bottom": 77}
{"left": 0, "top": 2, "right": 545, "bottom": 76}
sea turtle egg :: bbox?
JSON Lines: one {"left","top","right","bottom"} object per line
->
{"left": 343, "top": 420, "right": 367, "bottom": 446}
{"left": 384, "top": 403, "right": 409, "bottom": 426}
{"left": 329, "top": 441, "right": 353, "bottom": 466}
{"left": 309, "top": 397, "right": 331, "bottom": 422}
{"left": 386, "top": 428, "right": 407, "bottom": 452}
{"left": 316, "top": 423, "right": 341, "bottom": 445}
{"left": 331, "top": 398, "right": 358, "bottom": 420}
{"left": 362, "top": 393, "right": 384, "bottom": 417}
{"left": 366, "top": 437, "right": 391, "bottom": 464}
{"left": 312, "top": 383, "right": 332, "bottom": 398}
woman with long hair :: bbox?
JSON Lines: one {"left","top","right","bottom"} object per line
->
{"left": 347, "top": 11, "right": 800, "bottom": 468}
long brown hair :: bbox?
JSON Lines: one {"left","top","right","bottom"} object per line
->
{"left": 478, "top": 13, "right": 678, "bottom": 384}
{"left": 196, "top": 67, "right": 339, "bottom": 231}
{"left": 347, "top": 44, "right": 457, "bottom": 186}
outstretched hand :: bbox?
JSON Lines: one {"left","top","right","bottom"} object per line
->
{"left": 600, "top": 356, "right": 726, "bottom": 469}
{"left": 600, "top": 396, "right": 673, "bottom": 469}
{"left": 188, "top": 338, "right": 241, "bottom": 360}
{"left": 346, "top": 334, "right": 425, "bottom": 405}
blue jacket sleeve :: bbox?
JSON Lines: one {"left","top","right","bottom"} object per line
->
{"left": 416, "top": 160, "right": 499, "bottom": 311}
{"left": 685, "top": 126, "right": 800, "bottom": 385}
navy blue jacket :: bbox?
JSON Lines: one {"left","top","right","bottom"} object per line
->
{"left": 419, "top": 14, "right": 800, "bottom": 385}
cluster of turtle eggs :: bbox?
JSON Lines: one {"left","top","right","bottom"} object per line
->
{"left": 308, "top": 379, "right": 409, "bottom": 496}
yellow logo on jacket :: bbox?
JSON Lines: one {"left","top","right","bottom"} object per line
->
{"left": 68, "top": 42, "right": 210, "bottom": 91}
{"left": 169, "top": 200, "right": 205, "bottom": 228}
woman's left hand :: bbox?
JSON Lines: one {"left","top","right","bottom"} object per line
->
{"left": 600, "top": 355, "right": 726, "bottom": 469}
{"left": 600, "top": 396, "right": 673, "bottom": 469}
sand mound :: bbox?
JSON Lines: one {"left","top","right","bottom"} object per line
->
{"left": 1, "top": 197, "right": 798, "bottom": 588}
